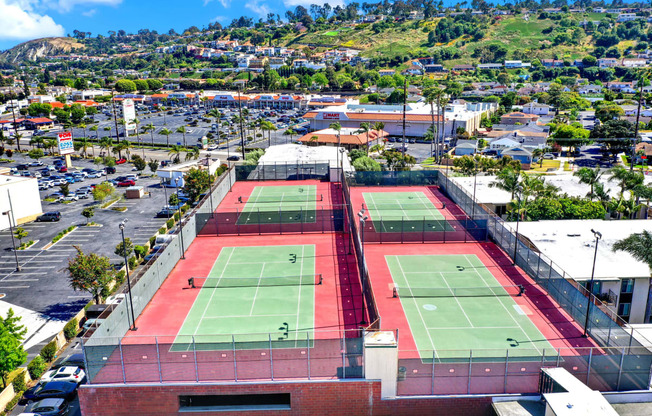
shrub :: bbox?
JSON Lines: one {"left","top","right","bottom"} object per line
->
{"left": 115, "top": 270, "right": 126, "bottom": 286}
{"left": 166, "top": 218, "right": 175, "bottom": 230}
{"left": 27, "top": 356, "right": 47, "bottom": 379}
{"left": 159, "top": 227, "right": 166, "bottom": 234}
{"left": 181, "top": 204, "right": 189, "bottom": 213}
{"left": 63, "top": 318, "right": 79, "bottom": 341}
{"left": 149, "top": 236, "right": 156, "bottom": 247}
{"left": 40, "top": 341, "right": 58, "bottom": 362}
{"left": 11, "top": 370, "right": 26, "bottom": 392}
{"left": 134, "top": 245, "right": 147, "bottom": 258}
{"left": 173, "top": 212, "right": 180, "bottom": 221}
{"left": 128, "top": 255, "right": 139, "bottom": 270}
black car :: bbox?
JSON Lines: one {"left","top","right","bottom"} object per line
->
{"left": 227, "top": 155, "right": 240, "bottom": 161}
{"left": 37, "top": 212, "right": 61, "bottom": 222}
{"left": 156, "top": 208, "right": 176, "bottom": 218}
{"left": 53, "top": 353, "right": 86, "bottom": 370}
{"left": 16, "top": 164, "right": 29, "bottom": 171}
{"left": 105, "top": 166, "right": 116, "bottom": 174}
{"left": 20, "top": 380, "right": 78, "bottom": 405}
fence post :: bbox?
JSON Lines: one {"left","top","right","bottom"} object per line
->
{"left": 307, "top": 332, "right": 311, "bottom": 380}
{"left": 422, "top": 216, "right": 426, "bottom": 244}
{"left": 300, "top": 207, "right": 304, "bottom": 234}
{"left": 464, "top": 217, "right": 468, "bottom": 243}
{"left": 586, "top": 347, "right": 593, "bottom": 385}
{"left": 269, "top": 333, "right": 274, "bottom": 381}
{"left": 155, "top": 337, "right": 162, "bottom": 383}
{"left": 504, "top": 349, "right": 509, "bottom": 393}
{"left": 119, "top": 339, "right": 126, "bottom": 384}
{"left": 401, "top": 217, "right": 404, "bottom": 244}
{"left": 607, "top": 325, "right": 612, "bottom": 347}
{"left": 192, "top": 336, "right": 199, "bottom": 382}
{"left": 467, "top": 350, "right": 473, "bottom": 394}
{"left": 342, "top": 331, "right": 346, "bottom": 379}
{"left": 232, "top": 335, "right": 238, "bottom": 382}
{"left": 279, "top": 207, "right": 283, "bottom": 235}
{"left": 556, "top": 348, "right": 561, "bottom": 367}
{"left": 431, "top": 350, "right": 436, "bottom": 395}
{"left": 617, "top": 347, "right": 626, "bottom": 390}
{"left": 257, "top": 208, "right": 261, "bottom": 235}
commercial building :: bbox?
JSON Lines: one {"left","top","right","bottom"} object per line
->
{"left": 297, "top": 127, "right": 388, "bottom": 150}
{"left": 304, "top": 100, "right": 496, "bottom": 138}
{"left": 0, "top": 174, "right": 43, "bottom": 231}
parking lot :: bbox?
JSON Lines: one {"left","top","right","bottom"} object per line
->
{"left": 0, "top": 153, "right": 170, "bottom": 338}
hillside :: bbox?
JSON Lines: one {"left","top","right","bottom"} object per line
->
{"left": 0, "top": 37, "right": 85, "bottom": 64}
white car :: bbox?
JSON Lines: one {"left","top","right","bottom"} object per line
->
{"left": 58, "top": 195, "right": 78, "bottom": 203}
{"left": 39, "top": 366, "right": 85, "bottom": 385}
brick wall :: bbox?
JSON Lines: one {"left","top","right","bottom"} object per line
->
{"left": 79, "top": 380, "right": 494, "bottom": 416}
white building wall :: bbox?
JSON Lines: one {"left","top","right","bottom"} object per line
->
{"left": 630, "top": 278, "right": 649, "bottom": 324}
{"left": 0, "top": 176, "right": 43, "bottom": 230}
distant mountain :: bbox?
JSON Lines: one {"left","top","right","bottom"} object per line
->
{"left": 0, "top": 37, "right": 85, "bottom": 64}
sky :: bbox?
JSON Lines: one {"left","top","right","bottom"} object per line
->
{"left": 0, "top": 0, "right": 345, "bottom": 51}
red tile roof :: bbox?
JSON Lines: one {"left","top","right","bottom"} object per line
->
{"left": 298, "top": 129, "right": 388, "bottom": 145}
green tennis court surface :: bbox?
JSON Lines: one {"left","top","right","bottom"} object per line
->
{"left": 238, "top": 185, "right": 318, "bottom": 225}
{"left": 387, "top": 254, "right": 555, "bottom": 362}
{"left": 363, "top": 191, "right": 454, "bottom": 232}
{"left": 173, "top": 245, "right": 316, "bottom": 351}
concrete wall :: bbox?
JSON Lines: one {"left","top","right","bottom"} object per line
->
{"left": 629, "top": 278, "right": 650, "bottom": 324}
{"left": 0, "top": 176, "right": 43, "bottom": 231}
{"left": 78, "top": 380, "right": 494, "bottom": 416}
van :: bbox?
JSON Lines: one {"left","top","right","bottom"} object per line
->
{"left": 155, "top": 235, "right": 174, "bottom": 245}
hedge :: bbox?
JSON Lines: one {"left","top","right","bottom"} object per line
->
{"left": 27, "top": 356, "right": 47, "bottom": 379}
{"left": 40, "top": 341, "right": 57, "bottom": 362}
{"left": 63, "top": 318, "right": 79, "bottom": 341}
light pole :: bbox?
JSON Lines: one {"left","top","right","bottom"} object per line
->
{"left": 512, "top": 190, "right": 522, "bottom": 266}
{"left": 2, "top": 210, "right": 20, "bottom": 271}
{"left": 174, "top": 177, "right": 186, "bottom": 259}
{"left": 358, "top": 208, "right": 368, "bottom": 325}
{"left": 583, "top": 229, "right": 602, "bottom": 338}
{"left": 206, "top": 153, "right": 215, "bottom": 218}
{"left": 119, "top": 219, "right": 137, "bottom": 331}
{"left": 471, "top": 161, "right": 478, "bottom": 220}
{"left": 160, "top": 178, "right": 170, "bottom": 219}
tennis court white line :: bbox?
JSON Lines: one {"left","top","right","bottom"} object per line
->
{"left": 203, "top": 314, "right": 291, "bottom": 318}
{"left": 438, "top": 271, "right": 474, "bottom": 328}
{"left": 394, "top": 256, "right": 440, "bottom": 359}
{"left": 193, "top": 246, "right": 235, "bottom": 338}
{"left": 462, "top": 254, "right": 543, "bottom": 355}
{"left": 249, "top": 263, "right": 266, "bottom": 316}
{"left": 426, "top": 326, "right": 520, "bottom": 330}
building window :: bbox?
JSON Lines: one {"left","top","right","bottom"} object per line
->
{"left": 179, "top": 394, "right": 291, "bottom": 412}
{"left": 621, "top": 279, "right": 634, "bottom": 294}
{"left": 618, "top": 303, "right": 631, "bottom": 318}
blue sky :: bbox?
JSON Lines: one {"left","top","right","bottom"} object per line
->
{"left": 0, "top": 0, "right": 345, "bottom": 51}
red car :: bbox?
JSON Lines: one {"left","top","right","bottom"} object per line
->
{"left": 117, "top": 180, "right": 135, "bottom": 187}
{"left": 58, "top": 166, "right": 68, "bottom": 173}
{"left": 116, "top": 158, "right": 127, "bottom": 164}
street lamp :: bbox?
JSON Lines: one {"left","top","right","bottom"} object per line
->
{"left": 160, "top": 178, "right": 170, "bottom": 219}
{"left": 206, "top": 153, "right": 215, "bottom": 218}
{"left": 358, "top": 208, "right": 368, "bottom": 325}
{"left": 512, "top": 188, "right": 523, "bottom": 266}
{"left": 174, "top": 177, "right": 186, "bottom": 259}
{"left": 2, "top": 210, "right": 20, "bottom": 271}
{"left": 583, "top": 229, "right": 602, "bottom": 338}
{"left": 119, "top": 219, "right": 137, "bottom": 331}
{"left": 471, "top": 161, "right": 478, "bottom": 220}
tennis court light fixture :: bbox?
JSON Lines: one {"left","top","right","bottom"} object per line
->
{"left": 583, "top": 229, "right": 602, "bottom": 338}
{"left": 119, "top": 218, "right": 137, "bottom": 331}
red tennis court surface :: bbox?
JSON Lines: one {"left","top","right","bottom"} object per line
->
{"left": 364, "top": 241, "right": 599, "bottom": 360}
{"left": 219, "top": 180, "right": 342, "bottom": 209}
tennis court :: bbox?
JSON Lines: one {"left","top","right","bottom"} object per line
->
{"left": 387, "top": 254, "right": 555, "bottom": 362}
{"left": 173, "top": 244, "right": 317, "bottom": 351}
{"left": 363, "top": 191, "right": 455, "bottom": 232}
{"left": 237, "top": 185, "right": 320, "bottom": 225}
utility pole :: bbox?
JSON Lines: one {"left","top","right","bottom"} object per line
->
{"left": 632, "top": 71, "right": 645, "bottom": 171}
{"left": 10, "top": 95, "right": 20, "bottom": 152}
{"left": 111, "top": 90, "right": 121, "bottom": 145}
{"left": 402, "top": 78, "right": 407, "bottom": 154}
{"left": 237, "top": 87, "right": 246, "bottom": 160}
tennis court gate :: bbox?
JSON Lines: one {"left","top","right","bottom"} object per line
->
{"left": 235, "top": 162, "right": 330, "bottom": 181}
{"left": 344, "top": 171, "right": 489, "bottom": 244}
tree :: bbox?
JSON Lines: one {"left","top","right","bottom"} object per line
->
{"left": 81, "top": 207, "right": 95, "bottom": 224}
{"left": 133, "top": 157, "right": 147, "bottom": 171}
{"left": 613, "top": 231, "right": 652, "bottom": 268}
{"left": 67, "top": 246, "right": 115, "bottom": 304}
{"left": 114, "top": 79, "right": 137, "bottom": 93}
{"left": 143, "top": 123, "right": 155, "bottom": 146}
{"left": 92, "top": 182, "right": 114, "bottom": 201}
{"left": 115, "top": 237, "right": 134, "bottom": 259}
{"left": 176, "top": 126, "right": 187, "bottom": 148}
{"left": 490, "top": 166, "right": 521, "bottom": 200}
{"left": 609, "top": 166, "right": 644, "bottom": 197}
{"left": 159, "top": 128, "right": 173, "bottom": 147}
{"left": 168, "top": 144, "right": 183, "bottom": 163}
{"left": 27, "top": 148, "right": 44, "bottom": 161}
{"left": 148, "top": 160, "right": 159, "bottom": 173}
{"left": 14, "top": 227, "right": 27, "bottom": 246}
{"left": 183, "top": 167, "right": 213, "bottom": 202}
{"left": 352, "top": 156, "right": 381, "bottom": 171}
{"left": 0, "top": 325, "right": 27, "bottom": 388}
{"left": 185, "top": 147, "right": 200, "bottom": 161}
{"left": 574, "top": 167, "right": 603, "bottom": 200}
{"left": 383, "top": 149, "right": 416, "bottom": 171}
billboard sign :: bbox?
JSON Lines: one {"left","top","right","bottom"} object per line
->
{"left": 122, "top": 99, "right": 136, "bottom": 131}
{"left": 322, "top": 113, "right": 341, "bottom": 120}
{"left": 57, "top": 131, "right": 74, "bottom": 155}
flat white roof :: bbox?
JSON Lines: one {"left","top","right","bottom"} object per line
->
{"left": 507, "top": 219, "right": 652, "bottom": 280}
{"left": 259, "top": 144, "right": 353, "bottom": 171}
{"left": 451, "top": 173, "right": 652, "bottom": 205}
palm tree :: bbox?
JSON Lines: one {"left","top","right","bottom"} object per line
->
{"left": 159, "top": 128, "right": 173, "bottom": 147}
{"left": 329, "top": 122, "right": 342, "bottom": 169}
{"left": 423, "top": 86, "right": 444, "bottom": 161}
{"left": 490, "top": 166, "right": 521, "bottom": 200}
{"left": 207, "top": 109, "right": 221, "bottom": 137}
{"left": 133, "top": 118, "right": 142, "bottom": 156}
{"left": 78, "top": 138, "right": 90, "bottom": 158}
{"left": 613, "top": 231, "right": 652, "bottom": 268}
{"left": 176, "top": 126, "right": 188, "bottom": 148}
{"left": 79, "top": 123, "right": 87, "bottom": 141}
{"left": 44, "top": 139, "right": 57, "bottom": 155}
{"left": 14, "top": 133, "right": 23, "bottom": 151}
{"left": 574, "top": 167, "right": 603, "bottom": 200}
{"left": 357, "top": 122, "right": 371, "bottom": 155}
{"left": 372, "top": 121, "right": 385, "bottom": 151}
{"left": 185, "top": 147, "right": 200, "bottom": 161}
{"left": 89, "top": 125, "right": 98, "bottom": 154}
{"left": 143, "top": 123, "right": 155, "bottom": 146}
{"left": 609, "top": 166, "right": 644, "bottom": 197}
{"left": 29, "top": 136, "right": 43, "bottom": 149}
{"left": 99, "top": 137, "right": 113, "bottom": 157}
{"left": 283, "top": 128, "right": 296, "bottom": 144}
{"left": 168, "top": 144, "right": 183, "bottom": 163}
{"left": 120, "top": 139, "right": 132, "bottom": 159}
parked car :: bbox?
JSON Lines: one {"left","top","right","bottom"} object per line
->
{"left": 29, "top": 161, "right": 44, "bottom": 167}
{"left": 57, "top": 166, "right": 68, "bottom": 173}
{"left": 156, "top": 208, "right": 176, "bottom": 218}
{"left": 52, "top": 353, "right": 86, "bottom": 370}
{"left": 20, "top": 381, "right": 78, "bottom": 405}
{"left": 36, "top": 212, "right": 61, "bottom": 222}
{"left": 39, "top": 366, "right": 86, "bottom": 385}
{"left": 58, "top": 195, "right": 78, "bottom": 203}
{"left": 116, "top": 158, "right": 127, "bottom": 164}
{"left": 16, "top": 164, "right": 29, "bottom": 171}
{"left": 86, "top": 170, "right": 102, "bottom": 178}
{"left": 75, "top": 190, "right": 90, "bottom": 199}
{"left": 117, "top": 179, "right": 135, "bottom": 187}
{"left": 543, "top": 153, "right": 555, "bottom": 159}
{"left": 104, "top": 166, "right": 116, "bottom": 174}
{"left": 23, "top": 398, "right": 70, "bottom": 416}
{"left": 226, "top": 155, "right": 240, "bottom": 161}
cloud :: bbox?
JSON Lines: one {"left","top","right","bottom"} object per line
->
{"left": 55, "top": 0, "right": 122, "bottom": 13}
{"left": 245, "top": 0, "right": 269, "bottom": 17}
{"left": 203, "top": 0, "right": 230, "bottom": 8}
{"left": 210, "top": 15, "right": 228, "bottom": 23}
{"left": 283, "top": 0, "right": 344, "bottom": 7}
{"left": 0, "top": 0, "right": 65, "bottom": 41}
{"left": 81, "top": 8, "right": 96, "bottom": 16}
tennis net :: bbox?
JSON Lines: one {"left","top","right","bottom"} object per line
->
{"left": 364, "top": 201, "right": 445, "bottom": 210}
{"left": 392, "top": 284, "right": 524, "bottom": 298}
{"left": 238, "top": 194, "right": 324, "bottom": 204}
{"left": 188, "top": 274, "right": 323, "bottom": 288}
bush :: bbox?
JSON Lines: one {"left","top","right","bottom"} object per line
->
{"left": 115, "top": 270, "right": 126, "bottom": 286}
{"left": 181, "top": 204, "right": 189, "bottom": 213}
{"left": 63, "top": 318, "right": 79, "bottom": 341}
{"left": 173, "top": 212, "right": 180, "bottom": 221}
{"left": 27, "top": 356, "right": 47, "bottom": 379}
{"left": 166, "top": 218, "right": 175, "bottom": 230}
{"left": 159, "top": 227, "right": 166, "bottom": 234}
{"left": 40, "top": 341, "right": 58, "bottom": 362}
{"left": 128, "top": 255, "right": 139, "bottom": 270}
{"left": 149, "top": 236, "right": 156, "bottom": 247}
{"left": 11, "top": 370, "right": 26, "bottom": 392}
{"left": 134, "top": 245, "right": 147, "bottom": 258}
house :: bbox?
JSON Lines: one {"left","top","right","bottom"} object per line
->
{"left": 578, "top": 84, "right": 603, "bottom": 94}
{"left": 423, "top": 64, "right": 445, "bottom": 73}
{"left": 607, "top": 81, "right": 636, "bottom": 93}
{"left": 541, "top": 59, "right": 564, "bottom": 68}
{"left": 617, "top": 13, "right": 641, "bottom": 22}
{"left": 454, "top": 139, "right": 478, "bottom": 156}
{"left": 598, "top": 58, "right": 618, "bottom": 68}
{"left": 504, "top": 60, "right": 530, "bottom": 69}
{"left": 521, "top": 102, "right": 552, "bottom": 116}
{"left": 500, "top": 112, "right": 539, "bottom": 125}
{"left": 477, "top": 63, "right": 503, "bottom": 70}
{"left": 378, "top": 69, "right": 395, "bottom": 76}
{"left": 23, "top": 117, "right": 54, "bottom": 130}
{"left": 501, "top": 146, "right": 532, "bottom": 165}
{"left": 635, "top": 142, "right": 652, "bottom": 164}
{"left": 452, "top": 65, "right": 475, "bottom": 72}
{"left": 488, "top": 137, "right": 520, "bottom": 151}
{"left": 407, "top": 10, "right": 424, "bottom": 19}
{"left": 621, "top": 58, "right": 647, "bottom": 68}
{"left": 403, "top": 65, "right": 424, "bottom": 76}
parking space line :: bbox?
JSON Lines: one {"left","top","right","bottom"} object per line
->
{"left": 0, "top": 286, "right": 30, "bottom": 289}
